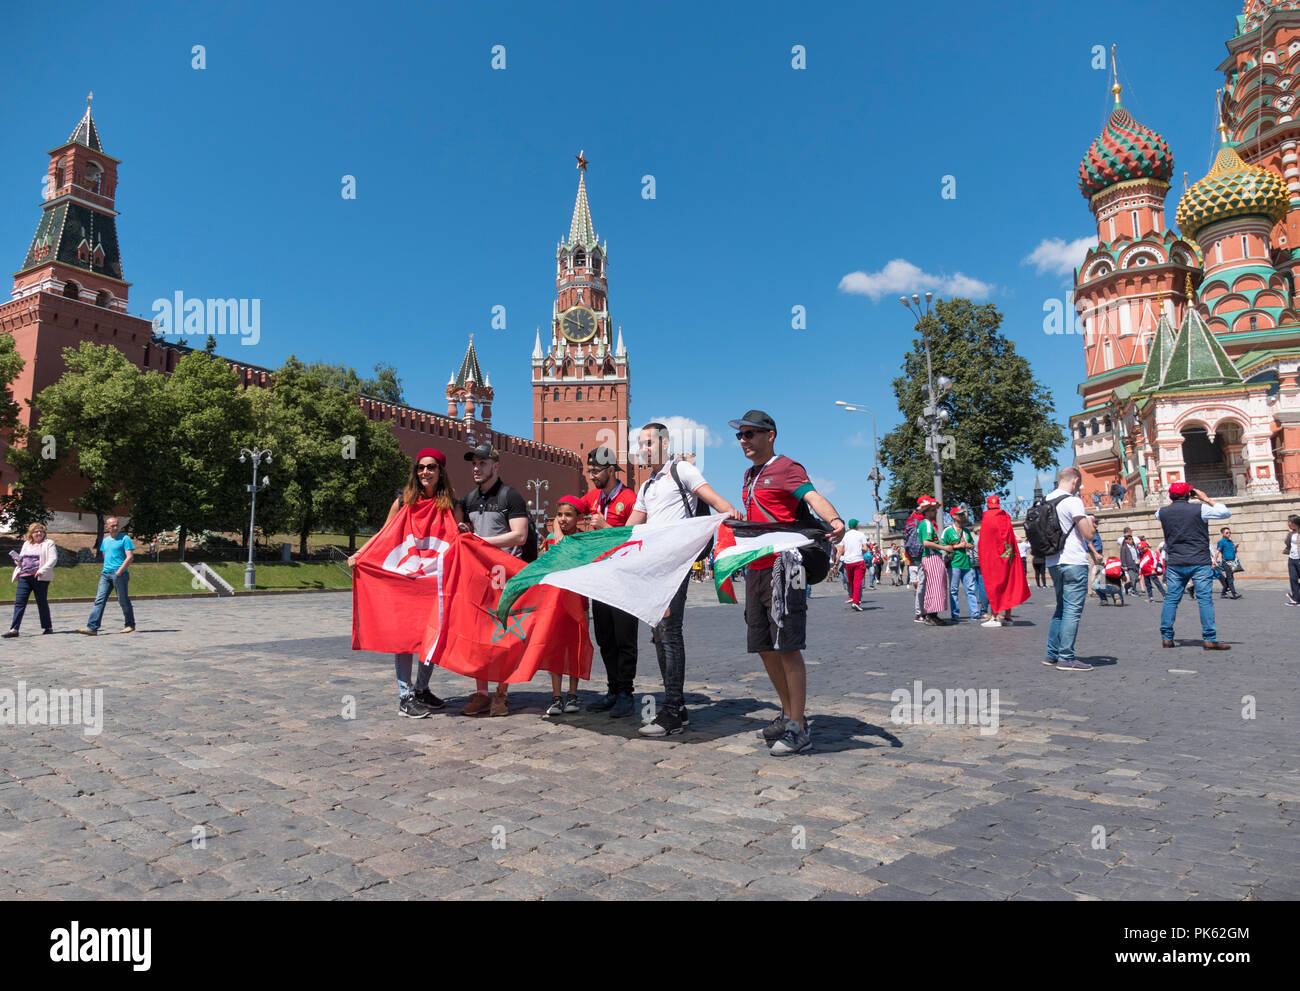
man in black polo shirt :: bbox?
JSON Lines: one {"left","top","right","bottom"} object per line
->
{"left": 1156, "top": 482, "right": 1232, "bottom": 650}
{"left": 457, "top": 442, "right": 530, "bottom": 715}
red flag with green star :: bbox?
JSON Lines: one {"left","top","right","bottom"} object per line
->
{"left": 420, "top": 534, "right": 592, "bottom": 684}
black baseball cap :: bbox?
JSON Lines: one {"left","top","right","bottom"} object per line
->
{"left": 728, "top": 410, "right": 776, "bottom": 431}
{"left": 587, "top": 446, "right": 621, "bottom": 469}
{"left": 464, "top": 442, "right": 500, "bottom": 461}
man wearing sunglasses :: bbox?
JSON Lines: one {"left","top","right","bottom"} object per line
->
{"left": 626, "top": 422, "right": 739, "bottom": 737}
{"left": 579, "top": 446, "right": 641, "bottom": 717}
{"left": 733, "top": 410, "right": 845, "bottom": 756}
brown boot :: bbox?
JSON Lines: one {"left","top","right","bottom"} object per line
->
{"left": 1202, "top": 641, "right": 1231, "bottom": 650}
{"left": 461, "top": 692, "right": 491, "bottom": 717}
{"left": 1161, "top": 640, "right": 1176, "bottom": 647}
{"left": 490, "top": 687, "right": 509, "bottom": 716}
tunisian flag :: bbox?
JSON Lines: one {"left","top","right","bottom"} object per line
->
{"left": 978, "top": 504, "right": 1031, "bottom": 614}
{"left": 352, "top": 499, "right": 591, "bottom": 683}
{"left": 351, "top": 500, "right": 459, "bottom": 654}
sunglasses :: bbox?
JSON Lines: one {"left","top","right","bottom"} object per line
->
{"left": 736, "top": 429, "right": 770, "bottom": 441}
{"left": 416, "top": 463, "right": 440, "bottom": 473}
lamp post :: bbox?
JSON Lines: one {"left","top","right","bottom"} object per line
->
{"left": 525, "top": 478, "right": 550, "bottom": 531}
{"left": 239, "top": 446, "right": 272, "bottom": 589}
{"left": 834, "top": 400, "right": 885, "bottom": 550}
{"left": 899, "top": 292, "right": 951, "bottom": 510}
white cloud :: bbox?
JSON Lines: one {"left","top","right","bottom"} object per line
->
{"left": 837, "top": 259, "right": 994, "bottom": 303}
{"left": 1022, "top": 236, "right": 1093, "bottom": 277}
{"left": 810, "top": 476, "right": 837, "bottom": 496}
{"left": 645, "top": 414, "right": 721, "bottom": 452}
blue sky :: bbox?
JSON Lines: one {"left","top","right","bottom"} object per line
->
{"left": 1, "top": 0, "right": 1244, "bottom": 520}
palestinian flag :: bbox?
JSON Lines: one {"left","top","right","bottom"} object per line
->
{"left": 713, "top": 524, "right": 813, "bottom": 603}
{"left": 496, "top": 515, "right": 719, "bottom": 627}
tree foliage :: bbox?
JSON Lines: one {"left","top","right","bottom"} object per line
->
{"left": 879, "top": 298, "right": 1065, "bottom": 514}
{"left": 0, "top": 335, "right": 52, "bottom": 531}
{"left": 306, "top": 361, "right": 405, "bottom": 404}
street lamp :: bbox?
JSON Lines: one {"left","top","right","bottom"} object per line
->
{"left": 834, "top": 400, "right": 885, "bottom": 549}
{"left": 899, "top": 292, "right": 951, "bottom": 509}
{"left": 525, "top": 478, "right": 550, "bottom": 531}
{"left": 239, "top": 447, "right": 272, "bottom": 590}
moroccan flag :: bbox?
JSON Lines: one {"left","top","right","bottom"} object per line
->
{"left": 496, "top": 515, "right": 719, "bottom": 627}
{"left": 976, "top": 505, "right": 1031, "bottom": 614}
{"left": 712, "top": 523, "right": 813, "bottom": 603}
{"left": 422, "top": 535, "right": 592, "bottom": 684}
{"left": 351, "top": 500, "right": 459, "bottom": 654}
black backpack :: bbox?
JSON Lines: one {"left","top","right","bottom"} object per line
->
{"left": 1024, "top": 494, "right": 1078, "bottom": 558}
{"left": 670, "top": 460, "right": 714, "bottom": 563}
{"left": 903, "top": 517, "right": 923, "bottom": 561}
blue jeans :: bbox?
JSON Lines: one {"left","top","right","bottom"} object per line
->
{"left": 974, "top": 569, "right": 989, "bottom": 612}
{"left": 652, "top": 575, "right": 690, "bottom": 713}
{"left": 10, "top": 577, "right": 52, "bottom": 632}
{"left": 87, "top": 571, "right": 134, "bottom": 631}
{"left": 1046, "top": 564, "right": 1088, "bottom": 664}
{"left": 1161, "top": 564, "right": 1218, "bottom": 642}
{"left": 949, "top": 567, "right": 979, "bottom": 617}
{"left": 395, "top": 652, "right": 433, "bottom": 699}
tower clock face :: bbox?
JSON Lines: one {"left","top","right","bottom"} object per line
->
{"left": 561, "top": 305, "right": 597, "bottom": 343}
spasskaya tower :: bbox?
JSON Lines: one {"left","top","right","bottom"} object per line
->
{"left": 531, "top": 152, "right": 633, "bottom": 474}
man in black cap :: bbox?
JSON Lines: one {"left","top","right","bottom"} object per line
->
{"left": 578, "top": 446, "right": 640, "bottom": 716}
{"left": 457, "top": 442, "right": 530, "bottom": 717}
{"left": 732, "top": 409, "right": 844, "bottom": 756}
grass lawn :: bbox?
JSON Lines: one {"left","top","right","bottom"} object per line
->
{"left": 208, "top": 562, "right": 352, "bottom": 591}
{"left": 0, "top": 563, "right": 201, "bottom": 601}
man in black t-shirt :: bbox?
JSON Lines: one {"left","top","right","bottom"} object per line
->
{"left": 456, "top": 443, "right": 530, "bottom": 716}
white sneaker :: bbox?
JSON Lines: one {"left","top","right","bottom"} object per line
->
{"left": 981, "top": 618, "right": 1002, "bottom": 628}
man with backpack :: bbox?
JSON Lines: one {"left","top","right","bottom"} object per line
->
{"left": 728, "top": 409, "right": 844, "bottom": 756}
{"left": 1027, "top": 466, "right": 1100, "bottom": 672}
{"left": 626, "top": 421, "right": 738, "bottom": 737}
{"left": 457, "top": 442, "right": 531, "bottom": 716}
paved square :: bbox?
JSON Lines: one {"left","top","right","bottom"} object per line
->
{"left": 1, "top": 580, "right": 1296, "bottom": 900}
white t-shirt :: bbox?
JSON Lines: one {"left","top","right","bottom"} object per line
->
{"left": 838, "top": 530, "right": 868, "bottom": 564}
{"left": 1017, "top": 540, "right": 1031, "bottom": 559}
{"left": 1290, "top": 532, "right": 1299, "bottom": 560}
{"left": 633, "top": 457, "right": 706, "bottom": 524}
{"left": 1044, "top": 488, "right": 1090, "bottom": 568}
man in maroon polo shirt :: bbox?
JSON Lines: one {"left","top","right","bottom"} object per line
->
{"left": 732, "top": 410, "right": 845, "bottom": 756}
{"left": 578, "top": 446, "right": 641, "bottom": 716}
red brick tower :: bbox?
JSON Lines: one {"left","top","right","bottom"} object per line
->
{"left": 532, "top": 152, "right": 633, "bottom": 474}
{"left": 445, "top": 335, "right": 493, "bottom": 445}
{"left": 1, "top": 99, "right": 158, "bottom": 523}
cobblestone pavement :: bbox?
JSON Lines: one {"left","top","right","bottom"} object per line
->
{"left": 1, "top": 577, "right": 1296, "bottom": 900}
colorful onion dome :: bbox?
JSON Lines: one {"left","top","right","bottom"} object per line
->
{"left": 1078, "top": 84, "right": 1174, "bottom": 199}
{"left": 1175, "top": 124, "right": 1289, "bottom": 238}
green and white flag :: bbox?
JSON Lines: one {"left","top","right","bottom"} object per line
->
{"left": 713, "top": 525, "right": 813, "bottom": 603}
{"left": 496, "top": 514, "right": 719, "bottom": 626}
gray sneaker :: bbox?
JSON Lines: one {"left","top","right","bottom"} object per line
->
{"left": 1056, "top": 659, "right": 1094, "bottom": 672}
{"left": 770, "top": 719, "right": 812, "bottom": 756}
{"left": 756, "top": 713, "right": 788, "bottom": 742}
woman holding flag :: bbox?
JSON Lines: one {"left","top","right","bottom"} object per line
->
{"left": 348, "top": 448, "right": 460, "bottom": 719}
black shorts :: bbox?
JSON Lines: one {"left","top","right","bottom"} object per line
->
{"left": 744, "top": 566, "right": 807, "bottom": 653}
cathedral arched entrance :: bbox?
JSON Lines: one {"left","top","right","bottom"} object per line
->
{"left": 1180, "top": 423, "right": 1237, "bottom": 497}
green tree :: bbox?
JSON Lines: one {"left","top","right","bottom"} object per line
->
{"left": 307, "top": 361, "right": 405, "bottom": 403}
{"left": 879, "top": 298, "right": 1065, "bottom": 513}
{"left": 255, "top": 357, "right": 407, "bottom": 555}
{"left": 21, "top": 342, "right": 160, "bottom": 546}
{"left": 0, "top": 335, "right": 53, "bottom": 531}
{"left": 129, "top": 349, "right": 255, "bottom": 558}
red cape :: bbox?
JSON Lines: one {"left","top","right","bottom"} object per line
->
{"left": 978, "top": 507, "right": 1031, "bottom": 613}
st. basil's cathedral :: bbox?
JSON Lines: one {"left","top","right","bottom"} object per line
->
{"left": 1071, "top": 0, "right": 1300, "bottom": 504}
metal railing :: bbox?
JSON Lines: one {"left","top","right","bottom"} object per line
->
{"left": 324, "top": 544, "right": 354, "bottom": 580}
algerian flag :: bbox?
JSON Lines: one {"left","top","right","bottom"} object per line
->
{"left": 713, "top": 523, "right": 813, "bottom": 603}
{"left": 496, "top": 514, "right": 720, "bottom": 626}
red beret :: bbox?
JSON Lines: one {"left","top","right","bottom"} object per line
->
{"left": 986, "top": 495, "right": 1000, "bottom": 509}
{"left": 557, "top": 495, "right": 585, "bottom": 511}
{"left": 415, "top": 448, "right": 446, "bottom": 467}
{"left": 1168, "top": 481, "right": 1193, "bottom": 497}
